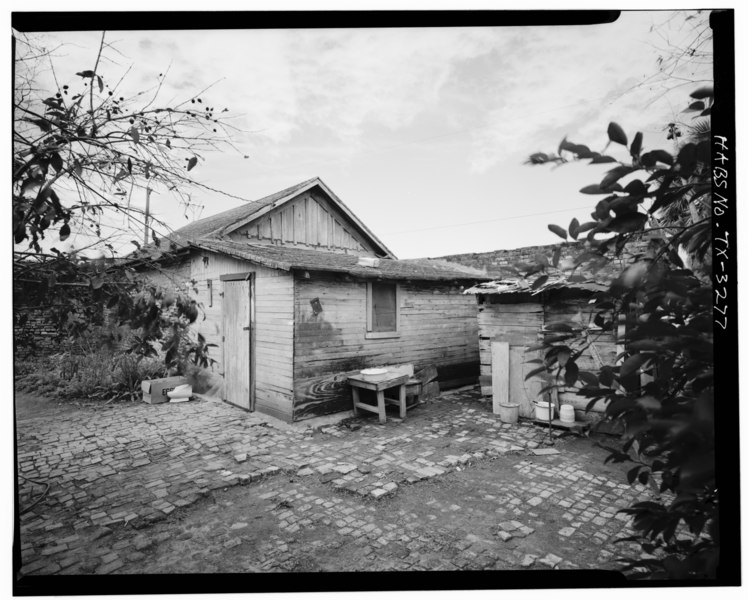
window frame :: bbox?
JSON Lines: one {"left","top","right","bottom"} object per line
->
{"left": 366, "top": 281, "right": 401, "bottom": 340}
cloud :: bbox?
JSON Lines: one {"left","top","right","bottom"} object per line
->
{"left": 466, "top": 11, "right": 712, "bottom": 172}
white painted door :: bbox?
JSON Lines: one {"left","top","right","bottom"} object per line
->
{"left": 222, "top": 279, "right": 251, "bottom": 410}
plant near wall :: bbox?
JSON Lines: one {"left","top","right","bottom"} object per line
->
{"left": 523, "top": 86, "right": 715, "bottom": 579}
{"left": 13, "top": 30, "right": 244, "bottom": 370}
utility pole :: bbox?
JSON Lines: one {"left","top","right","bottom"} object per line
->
{"left": 143, "top": 187, "right": 151, "bottom": 246}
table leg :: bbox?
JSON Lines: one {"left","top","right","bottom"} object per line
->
{"left": 398, "top": 384, "right": 407, "bottom": 419}
{"left": 376, "top": 390, "right": 386, "bottom": 424}
{"left": 351, "top": 386, "right": 360, "bottom": 416}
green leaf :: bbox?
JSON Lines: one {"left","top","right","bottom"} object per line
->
{"left": 623, "top": 179, "right": 647, "bottom": 196}
{"left": 607, "top": 122, "right": 628, "bottom": 146}
{"left": 568, "top": 218, "right": 580, "bottom": 240}
{"left": 187, "top": 156, "right": 198, "bottom": 171}
{"left": 620, "top": 353, "right": 648, "bottom": 378}
{"left": 531, "top": 274, "right": 549, "bottom": 290}
{"left": 59, "top": 223, "right": 71, "bottom": 241}
{"left": 607, "top": 212, "right": 647, "bottom": 234}
{"left": 128, "top": 127, "right": 140, "bottom": 144}
{"left": 689, "top": 85, "right": 713, "bottom": 100}
{"left": 76, "top": 70, "right": 96, "bottom": 78}
{"left": 564, "top": 361, "right": 579, "bottom": 386}
{"left": 589, "top": 154, "right": 617, "bottom": 164}
{"left": 97, "top": 75, "right": 104, "bottom": 93}
{"left": 90, "top": 276, "right": 105, "bottom": 290}
{"left": 599, "top": 365, "right": 615, "bottom": 387}
{"left": 577, "top": 371, "right": 599, "bottom": 387}
{"left": 600, "top": 166, "right": 634, "bottom": 189}
{"left": 676, "top": 143, "right": 697, "bottom": 174}
{"left": 630, "top": 132, "right": 643, "bottom": 158}
{"left": 684, "top": 101, "right": 705, "bottom": 112}
{"left": 547, "top": 224, "right": 567, "bottom": 240}
{"left": 627, "top": 465, "right": 642, "bottom": 484}
{"left": 525, "top": 365, "right": 549, "bottom": 381}
{"left": 50, "top": 152, "right": 63, "bottom": 173}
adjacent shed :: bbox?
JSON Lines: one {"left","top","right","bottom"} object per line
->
{"left": 465, "top": 276, "right": 617, "bottom": 422}
{"left": 141, "top": 177, "right": 490, "bottom": 422}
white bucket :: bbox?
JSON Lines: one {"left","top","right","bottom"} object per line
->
{"left": 168, "top": 384, "right": 193, "bottom": 400}
{"left": 559, "top": 404, "right": 576, "bottom": 423}
{"left": 534, "top": 401, "right": 555, "bottom": 421}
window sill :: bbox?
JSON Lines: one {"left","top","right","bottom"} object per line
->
{"left": 365, "top": 331, "right": 401, "bottom": 340}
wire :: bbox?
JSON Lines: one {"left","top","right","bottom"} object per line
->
{"left": 382, "top": 205, "right": 591, "bottom": 236}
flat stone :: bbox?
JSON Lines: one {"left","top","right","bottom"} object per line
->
{"left": 539, "top": 553, "right": 563, "bottom": 568}
{"left": 231, "top": 522, "right": 249, "bottom": 530}
{"left": 520, "top": 554, "right": 537, "bottom": 567}
{"left": 96, "top": 558, "right": 125, "bottom": 575}
{"left": 370, "top": 489, "right": 388, "bottom": 499}
{"left": 234, "top": 453, "right": 248, "bottom": 463}
{"left": 531, "top": 448, "right": 561, "bottom": 456}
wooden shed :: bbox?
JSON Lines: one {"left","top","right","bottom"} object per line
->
{"left": 143, "top": 177, "right": 489, "bottom": 422}
{"left": 464, "top": 276, "right": 618, "bottom": 422}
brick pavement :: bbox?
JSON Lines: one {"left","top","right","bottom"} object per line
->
{"left": 15, "top": 388, "right": 653, "bottom": 576}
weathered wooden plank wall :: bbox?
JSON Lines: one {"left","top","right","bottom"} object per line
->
{"left": 544, "top": 298, "right": 616, "bottom": 416}
{"left": 229, "top": 190, "right": 379, "bottom": 256}
{"left": 475, "top": 292, "right": 617, "bottom": 420}
{"left": 189, "top": 251, "right": 295, "bottom": 421}
{"left": 292, "top": 274, "right": 480, "bottom": 421}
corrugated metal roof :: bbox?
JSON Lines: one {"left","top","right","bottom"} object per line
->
{"left": 464, "top": 275, "right": 607, "bottom": 295}
{"left": 193, "top": 239, "right": 491, "bottom": 282}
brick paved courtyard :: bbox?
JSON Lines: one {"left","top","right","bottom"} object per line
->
{"left": 15, "top": 387, "right": 653, "bottom": 580}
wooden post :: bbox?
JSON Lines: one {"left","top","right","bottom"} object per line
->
{"left": 491, "top": 341, "right": 509, "bottom": 415}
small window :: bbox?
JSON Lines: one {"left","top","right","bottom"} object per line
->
{"left": 366, "top": 282, "right": 400, "bottom": 339}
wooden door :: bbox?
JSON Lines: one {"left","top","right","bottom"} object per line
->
{"left": 222, "top": 278, "right": 252, "bottom": 410}
{"left": 509, "top": 345, "right": 543, "bottom": 418}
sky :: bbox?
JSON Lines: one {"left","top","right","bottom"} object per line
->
{"left": 14, "top": 10, "right": 715, "bottom": 259}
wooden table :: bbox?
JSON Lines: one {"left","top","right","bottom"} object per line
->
{"left": 348, "top": 373, "right": 411, "bottom": 424}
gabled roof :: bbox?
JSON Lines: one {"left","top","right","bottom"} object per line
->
{"left": 193, "top": 239, "right": 491, "bottom": 283}
{"left": 169, "top": 176, "right": 395, "bottom": 258}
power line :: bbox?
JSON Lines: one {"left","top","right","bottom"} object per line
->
{"left": 382, "top": 205, "right": 590, "bottom": 236}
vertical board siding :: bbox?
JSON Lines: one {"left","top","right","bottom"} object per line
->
{"left": 476, "top": 296, "right": 617, "bottom": 420}
{"left": 228, "top": 191, "right": 378, "bottom": 256}
{"left": 189, "top": 251, "right": 295, "bottom": 421}
{"left": 293, "top": 275, "right": 480, "bottom": 421}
